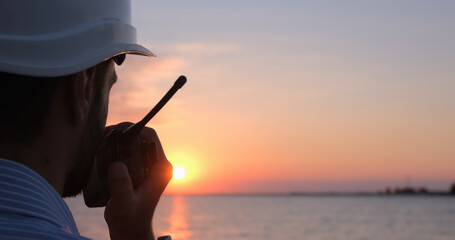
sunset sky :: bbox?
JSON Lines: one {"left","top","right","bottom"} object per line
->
{"left": 107, "top": 1, "right": 455, "bottom": 194}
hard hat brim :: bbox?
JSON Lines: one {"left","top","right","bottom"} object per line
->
{"left": 0, "top": 44, "right": 155, "bottom": 78}
{"left": 0, "top": 20, "right": 155, "bottom": 77}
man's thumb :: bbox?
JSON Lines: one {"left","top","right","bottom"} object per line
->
{"left": 107, "top": 161, "right": 133, "bottom": 205}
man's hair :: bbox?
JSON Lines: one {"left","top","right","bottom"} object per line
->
{"left": 0, "top": 72, "right": 62, "bottom": 147}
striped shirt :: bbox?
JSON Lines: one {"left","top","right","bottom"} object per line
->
{"left": 0, "top": 158, "right": 90, "bottom": 240}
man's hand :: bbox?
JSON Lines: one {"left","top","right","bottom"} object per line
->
{"left": 103, "top": 122, "right": 173, "bottom": 240}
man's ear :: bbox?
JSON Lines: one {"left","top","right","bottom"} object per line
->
{"left": 66, "top": 66, "right": 97, "bottom": 124}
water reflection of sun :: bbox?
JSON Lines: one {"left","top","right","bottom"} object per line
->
{"left": 166, "top": 196, "right": 192, "bottom": 240}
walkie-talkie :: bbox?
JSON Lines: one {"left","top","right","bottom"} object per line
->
{"left": 83, "top": 76, "right": 187, "bottom": 208}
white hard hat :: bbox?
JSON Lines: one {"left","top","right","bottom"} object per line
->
{"left": 0, "top": 0, "right": 155, "bottom": 77}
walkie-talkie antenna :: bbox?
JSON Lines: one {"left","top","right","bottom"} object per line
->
{"left": 121, "top": 75, "right": 187, "bottom": 143}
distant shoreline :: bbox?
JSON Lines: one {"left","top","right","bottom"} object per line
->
{"left": 166, "top": 183, "right": 455, "bottom": 197}
{"left": 164, "top": 192, "right": 455, "bottom": 197}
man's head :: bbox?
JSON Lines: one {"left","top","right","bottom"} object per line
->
{"left": 0, "top": 56, "right": 120, "bottom": 197}
{"left": 0, "top": 1, "right": 153, "bottom": 196}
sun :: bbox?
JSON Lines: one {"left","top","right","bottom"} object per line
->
{"left": 173, "top": 167, "right": 186, "bottom": 180}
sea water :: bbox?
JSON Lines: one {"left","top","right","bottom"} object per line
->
{"left": 66, "top": 195, "right": 455, "bottom": 240}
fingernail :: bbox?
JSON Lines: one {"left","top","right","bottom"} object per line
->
{"left": 109, "top": 162, "right": 128, "bottom": 178}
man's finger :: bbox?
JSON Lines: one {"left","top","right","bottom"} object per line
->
{"left": 107, "top": 161, "right": 134, "bottom": 206}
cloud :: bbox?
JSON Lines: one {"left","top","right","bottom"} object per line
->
{"left": 172, "top": 42, "right": 241, "bottom": 54}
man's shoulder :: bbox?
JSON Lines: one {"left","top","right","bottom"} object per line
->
{"left": 0, "top": 216, "right": 91, "bottom": 240}
{"left": 0, "top": 158, "right": 90, "bottom": 240}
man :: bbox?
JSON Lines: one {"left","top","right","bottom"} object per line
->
{"left": 0, "top": 1, "right": 173, "bottom": 239}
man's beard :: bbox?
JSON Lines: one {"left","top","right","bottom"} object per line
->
{"left": 62, "top": 107, "right": 105, "bottom": 198}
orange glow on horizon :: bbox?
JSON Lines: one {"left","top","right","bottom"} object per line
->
{"left": 107, "top": 48, "right": 455, "bottom": 194}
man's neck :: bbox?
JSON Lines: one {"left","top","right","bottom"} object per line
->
{"left": 0, "top": 122, "right": 82, "bottom": 197}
